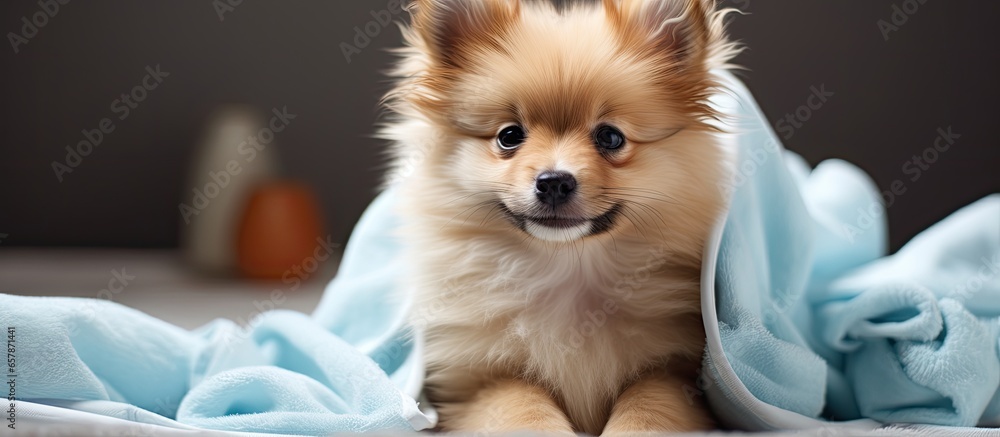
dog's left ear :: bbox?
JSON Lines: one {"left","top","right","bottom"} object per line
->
{"left": 410, "top": 0, "right": 521, "bottom": 67}
{"left": 604, "top": 0, "right": 721, "bottom": 70}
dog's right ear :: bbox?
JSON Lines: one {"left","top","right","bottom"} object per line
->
{"left": 409, "top": 0, "right": 520, "bottom": 67}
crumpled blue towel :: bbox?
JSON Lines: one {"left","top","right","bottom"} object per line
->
{"left": 0, "top": 191, "right": 431, "bottom": 434}
{"left": 703, "top": 71, "right": 1000, "bottom": 429}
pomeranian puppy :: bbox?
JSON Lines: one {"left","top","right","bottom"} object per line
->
{"left": 381, "top": 0, "right": 738, "bottom": 434}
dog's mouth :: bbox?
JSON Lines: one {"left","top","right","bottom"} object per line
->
{"left": 500, "top": 203, "right": 622, "bottom": 242}
{"left": 526, "top": 217, "right": 589, "bottom": 229}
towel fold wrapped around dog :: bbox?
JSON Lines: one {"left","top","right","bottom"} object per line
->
{"left": 2, "top": 72, "right": 998, "bottom": 434}
{"left": 702, "top": 71, "right": 1000, "bottom": 429}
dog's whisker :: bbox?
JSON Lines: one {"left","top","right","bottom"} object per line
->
{"left": 465, "top": 180, "right": 515, "bottom": 189}
{"left": 623, "top": 204, "right": 655, "bottom": 234}
{"left": 604, "top": 189, "right": 704, "bottom": 217}
{"left": 459, "top": 201, "right": 503, "bottom": 227}
{"left": 601, "top": 186, "right": 679, "bottom": 200}
{"left": 616, "top": 205, "right": 650, "bottom": 240}
{"left": 600, "top": 186, "right": 670, "bottom": 196}
{"left": 600, "top": 189, "right": 677, "bottom": 205}
{"left": 479, "top": 202, "right": 505, "bottom": 227}
{"left": 437, "top": 190, "right": 501, "bottom": 208}
{"left": 629, "top": 202, "right": 669, "bottom": 240}
{"left": 619, "top": 211, "right": 646, "bottom": 240}
{"left": 441, "top": 199, "right": 500, "bottom": 230}
{"left": 628, "top": 200, "right": 669, "bottom": 227}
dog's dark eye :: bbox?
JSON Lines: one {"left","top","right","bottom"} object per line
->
{"left": 497, "top": 125, "right": 526, "bottom": 150}
{"left": 594, "top": 125, "right": 625, "bottom": 151}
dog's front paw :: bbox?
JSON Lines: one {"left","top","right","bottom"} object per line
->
{"left": 601, "top": 374, "right": 714, "bottom": 436}
{"left": 602, "top": 409, "right": 713, "bottom": 437}
{"left": 437, "top": 380, "right": 576, "bottom": 435}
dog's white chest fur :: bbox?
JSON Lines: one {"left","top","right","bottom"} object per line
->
{"left": 412, "top": 237, "right": 704, "bottom": 432}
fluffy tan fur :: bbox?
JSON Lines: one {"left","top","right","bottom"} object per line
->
{"left": 380, "top": 0, "right": 739, "bottom": 434}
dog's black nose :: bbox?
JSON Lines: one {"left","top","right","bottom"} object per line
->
{"left": 535, "top": 171, "right": 577, "bottom": 207}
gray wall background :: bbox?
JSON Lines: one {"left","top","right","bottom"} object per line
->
{"left": 1, "top": 0, "right": 997, "bottom": 251}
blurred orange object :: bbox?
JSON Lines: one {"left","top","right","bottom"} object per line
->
{"left": 237, "top": 181, "right": 325, "bottom": 280}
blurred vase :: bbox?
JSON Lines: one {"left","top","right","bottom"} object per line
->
{"left": 237, "top": 181, "right": 325, "bottom": 280}
{"left": 180, "top": 105, "right": 278, "bottom": 275}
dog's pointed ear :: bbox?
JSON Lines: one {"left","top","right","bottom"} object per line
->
{"left": 605, "top": 0, "right": 717, "bottom": 69}
{"left": 410, "top": 0, "right": 521, "bottom": 67}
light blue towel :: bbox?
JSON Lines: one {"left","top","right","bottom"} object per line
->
{"left": 702, "top": 71, "right": 1000, "bottom": 430}
{"left": 0, "top": 191, "right": 431, "bottom": 435}
{"left": 3, "top": 71, "right": 997, "bottom": 434}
